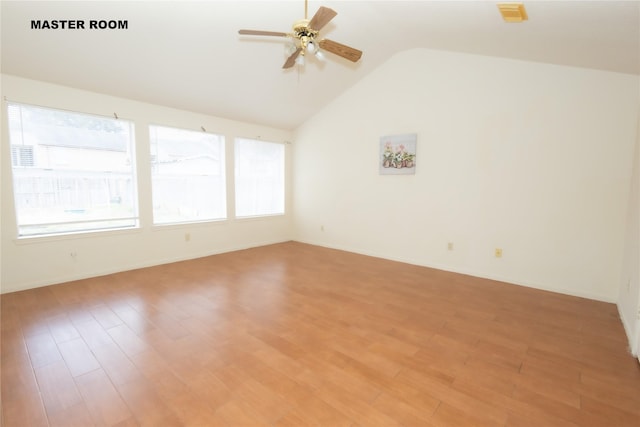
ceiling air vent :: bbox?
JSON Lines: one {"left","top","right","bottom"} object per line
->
{"left": 497, "top": 3, "right": 528, "bottom": 23}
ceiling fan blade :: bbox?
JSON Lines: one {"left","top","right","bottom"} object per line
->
{"left": 308, "top": 6, "right": 337, "bottom": 31}
{"left": 239, "top": 29, "right": 288, "bottom": 37}
{"left": 318, "top": 39, "right": 362, "bottom": 63}
{"left": 283, "top": 48, "right": 302, "bottom": 69}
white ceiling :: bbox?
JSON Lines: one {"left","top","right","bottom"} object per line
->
{"left": 2, "top": 1, "right": 639, "bottom": 130}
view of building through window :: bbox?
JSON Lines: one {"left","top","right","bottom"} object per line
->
{"left": 6, "top": 104, "right": 284, "bottom": 237}
{"left": 150, "top": 125, "right": 226, "bottom": 224}
{"left": 235, "top": 138, "right": 285, "bottom": 217}
{"left": 7, "top": 103, "right": 138, "bottom": 236}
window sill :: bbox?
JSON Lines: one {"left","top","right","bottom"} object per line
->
{"left": 13, "top": 226, "right": 142, "bottom": 245}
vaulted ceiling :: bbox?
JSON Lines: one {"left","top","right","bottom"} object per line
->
{"left": 2, "top": 1, "right": 639, "bottom": 130}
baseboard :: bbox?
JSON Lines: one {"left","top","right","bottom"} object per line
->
{"left": 617, "top": 302, "right": 640, "bottom": 358}
{"left": 293, "top": 238, "right": 616, "bottom": 304}
{"left": 2, "top": 236, "right": 619, "bottom": 305}
{"left": 0, "top": 238, "right": 291, "bottom": 294}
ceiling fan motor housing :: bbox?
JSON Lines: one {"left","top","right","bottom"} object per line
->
{"left": 293, "top": 19, "right": 318, "bottom": 50}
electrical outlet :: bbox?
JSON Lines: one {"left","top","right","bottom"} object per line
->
{"left": 320, "top": 225, "right": 325, "bottom": 232}
{"left": 185, "top": 233, "right": 191, "bottom": 242}
{"left": 495, "top": 248, "right": 503, "bottom": 258}
{"left": 628, "top": 278, "right": 632, "bottom": 293}
{"left": 447, "top": 242, "right": 454, "bottom": 251}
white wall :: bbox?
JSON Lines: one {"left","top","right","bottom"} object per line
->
{"left": 618, "top": 111, "right": 640, "bottom": 356}
{"left": 293, "top": 48, "right": 639, "bottom": 303}
{"left": 1, "top": 75, "right": 293, "bottom": 293}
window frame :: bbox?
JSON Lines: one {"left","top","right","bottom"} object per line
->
{"left": 6, "top": 102, "right": 140, "bottom": 238}
{"left": 149, "top": 124, "right": 227, "bottom": 226}
{"left": 234, "top": 137, "right": 286, "bottom": 219}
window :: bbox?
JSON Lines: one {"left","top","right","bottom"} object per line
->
{"left": 150, "top": 125, "right": 226, "bottom": 224}
{"left": 235, "top": 138, "right": 284, "bottom": 217}
{"left": 7, "top": 103, "right": 138, "bottom": 237}
{"left": 11, "top": 145, "right": 34, "bottom": 167}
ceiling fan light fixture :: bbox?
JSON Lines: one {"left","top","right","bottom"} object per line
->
{"left": 315, "top": 49, "right": 325, "bottom": 61}
{"left": 306, "top": 40, "right": 316, "bottom": 53}
{"left": 296, "top": 53, "right": 305, "bottom": 66}
{"left": 285, "top": 41, "right": 297, "bottom": 56}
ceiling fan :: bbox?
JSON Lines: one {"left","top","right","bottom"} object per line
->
{"left": 238, "top": 0, "right": 362, "bottom": 69}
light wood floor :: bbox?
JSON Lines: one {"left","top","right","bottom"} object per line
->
{"left": 2, "top": 242, "right": 639, "bottom": 427}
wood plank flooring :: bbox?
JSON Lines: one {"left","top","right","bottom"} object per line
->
{"left": 2, "top": 241, "right": 639, "bottom": 426}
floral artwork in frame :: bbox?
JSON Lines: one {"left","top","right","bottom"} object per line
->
{"left": 380, "top": 134, "right": 417, "bottom": 175}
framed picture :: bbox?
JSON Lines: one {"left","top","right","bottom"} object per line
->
{"left": 379, "top": 134, "right": 417, "bottom": 175}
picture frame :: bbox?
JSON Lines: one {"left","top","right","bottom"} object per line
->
{"left": 379, "top": 134, "right": 417, "bottom": 175}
